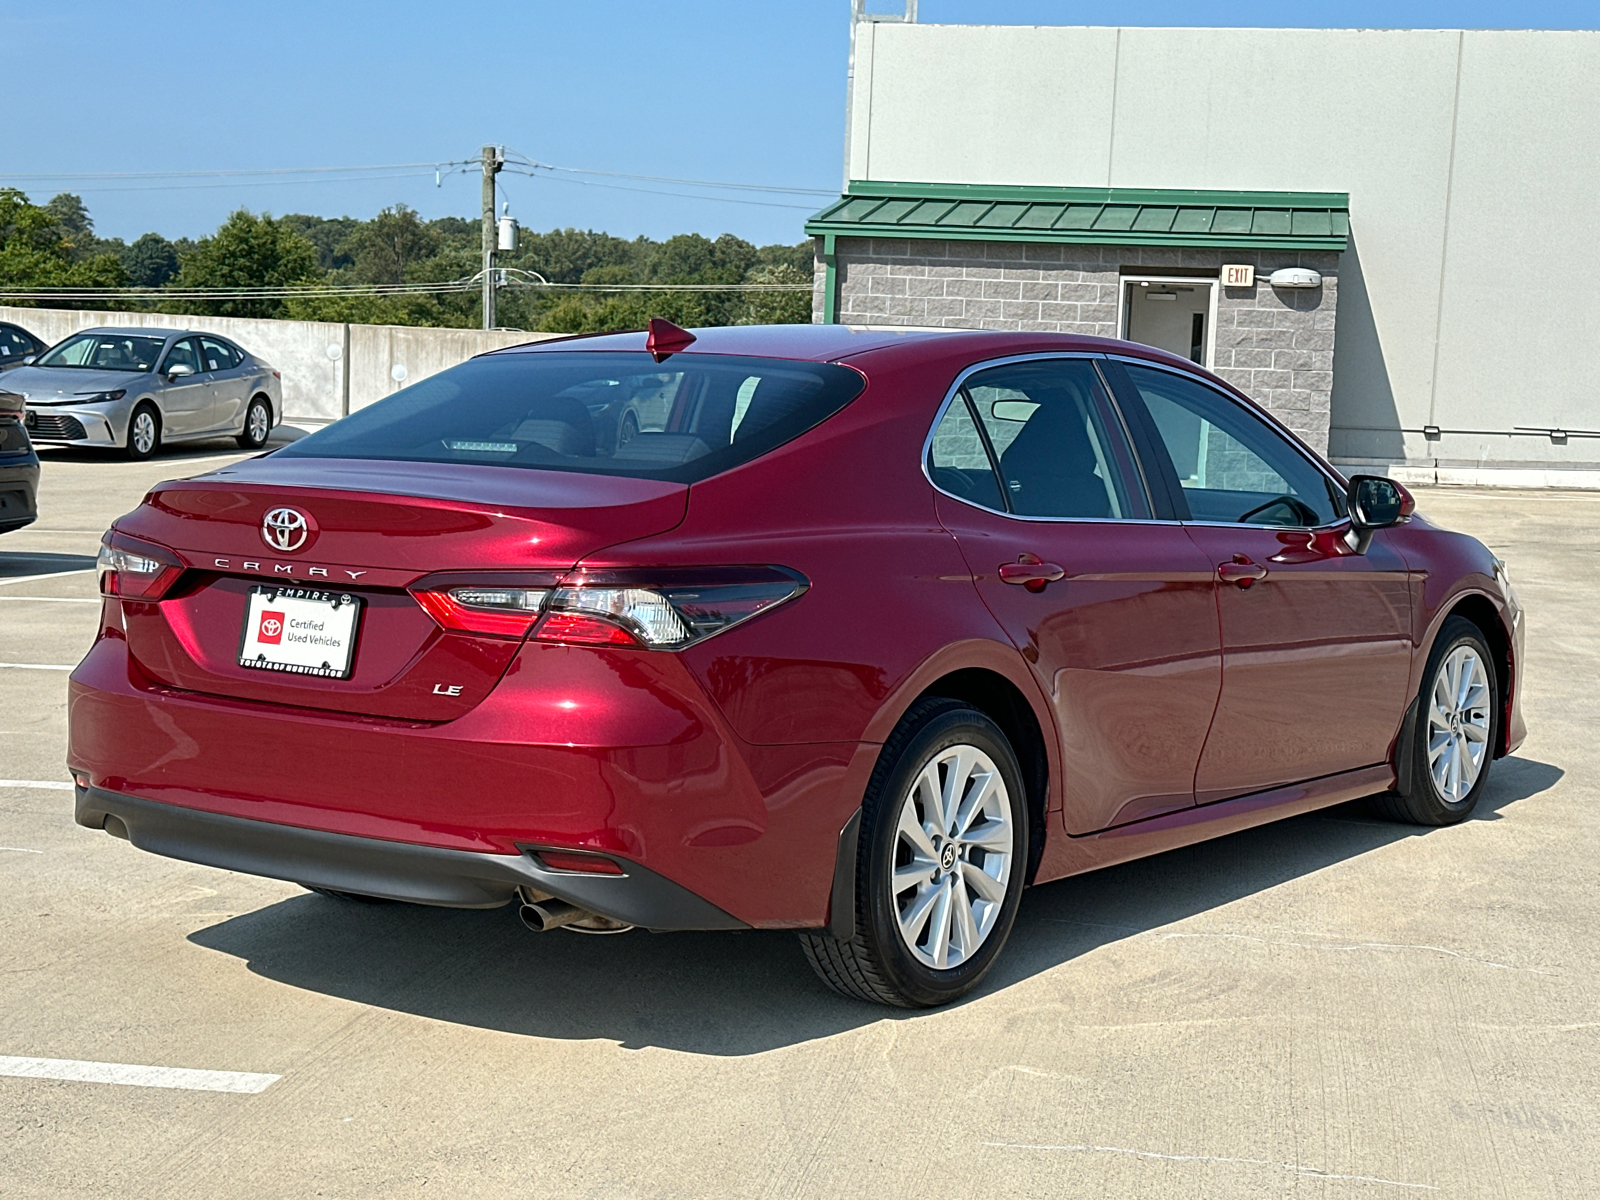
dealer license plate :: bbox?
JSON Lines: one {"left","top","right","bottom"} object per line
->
{"left": 238, "top": 586, "right": 363, "bottom": 679}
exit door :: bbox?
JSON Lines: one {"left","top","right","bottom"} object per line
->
{"left": 1121, "top": 277, "right": 1216, "bottom": 368}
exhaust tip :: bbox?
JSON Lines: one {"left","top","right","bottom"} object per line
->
{"left": 519, "top": 899, "right": 584, "bottom": 932}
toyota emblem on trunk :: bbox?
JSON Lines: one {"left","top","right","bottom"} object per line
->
{"left": 262, "top": 507, "right": 312, "bottom": 552}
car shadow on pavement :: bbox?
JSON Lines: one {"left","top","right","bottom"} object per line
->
{"left": 34, "top": 425, "right": 307, "bottom": 465}
{"left": 0, "top": 550, "right": 98, "bottom": 577}
{"left": 187, "top": 754, "right": 1562, "bottom": 1055}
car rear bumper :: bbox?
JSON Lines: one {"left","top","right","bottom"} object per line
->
{"left": 0, "top": 456, "right": 39, "bottom": 532}
{"left": 75, "top": 784, "right": 747, "bottom": 927}
{"left": 66, "top": 626, "right": 867, "bottom": 928}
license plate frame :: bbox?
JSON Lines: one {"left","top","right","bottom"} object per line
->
{"left": 238, "top": 585, "right": 364, "bottom": 679}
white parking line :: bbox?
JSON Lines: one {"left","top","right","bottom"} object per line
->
{"left": 0, "top": 596, "right": 100, "bottom": 604}
{"left": 0, "top": 663, "right": 76, "bottom": 671}
{"left": 0, "top": 570, "right": 96, "bottom": 588}
{"left": 0, "top": 780, "right": 73, "bottom": 790}
{"left": 0, "top": 1056, "right": 280, "bottom": 1094}
{"left": 0, "top": 847, "right": 44, "bottom": 854}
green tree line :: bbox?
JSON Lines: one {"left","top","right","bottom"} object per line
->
{"left": 0, "top": 189, "right": 816, "bottom": 330}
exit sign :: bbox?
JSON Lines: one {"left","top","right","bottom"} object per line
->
{"left": 1222, "top": 264, "right": 1255, "bottom": 287}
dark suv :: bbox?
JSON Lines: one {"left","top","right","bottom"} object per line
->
{"left": 0, "top": 386, "right": 39, "bottom": 533}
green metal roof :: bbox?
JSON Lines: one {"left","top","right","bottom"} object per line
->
{"left": 806, "top": 181, "right": 1349, "bottom": 251}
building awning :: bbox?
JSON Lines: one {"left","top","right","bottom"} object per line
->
{"left": 806, "top": 181, "right": 1350, "bottom": 252}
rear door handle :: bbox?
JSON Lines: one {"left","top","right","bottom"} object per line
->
{"left": 999, "top": 553, "right": 1066, "bottom": 592}
{"left": 1217, "top": 554, "right": 1269, "bottom": 588}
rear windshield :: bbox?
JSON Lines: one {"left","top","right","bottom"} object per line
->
{"left": 276, "top": 351, "right": 866, "bottom": 483}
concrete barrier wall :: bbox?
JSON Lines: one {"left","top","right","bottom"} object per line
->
{"left": 0, "top": 306, "right": 558, "bottom": 424}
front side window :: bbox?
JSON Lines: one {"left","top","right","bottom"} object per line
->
{"left": 162, "top": 338, "right": 201, "bottom": 375}
{"left": 928, "top": 358, "right": 1146, "bottom": 520}
{"left": 36, "top": 332, "right": 166, "bottom": 373}
{"left": 1122, "top": 363, "right": 1344, "bottom": 527}
{"left": 276, "top": 352, "right": 866, "bottom": 484}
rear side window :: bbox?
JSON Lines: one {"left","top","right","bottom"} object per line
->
{"left": 200, "top": 337, "right": 240, "bottom": 371}
{"left": 276, "top": 352, "right": 866, "bottom": 483}
{"left": 927, "top": 357, "right": 1148, "bottom": 520}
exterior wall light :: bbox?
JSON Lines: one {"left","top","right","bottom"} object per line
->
{"left": 1268, "top": 267, "right": 1323, "bottom": 289}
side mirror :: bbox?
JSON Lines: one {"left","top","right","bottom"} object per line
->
{"left": 21, "top": 355, "right": 35, "bottom": 365}
{"left": 165, "top": 363, "right": 195, "bottom": 380}
{"left": 1345, "top": 474, "right": 1414, "bottom": 553}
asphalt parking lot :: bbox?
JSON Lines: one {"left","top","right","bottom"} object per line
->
{"left": 1, "top": 446, "right": 1595, "bottom": 1199}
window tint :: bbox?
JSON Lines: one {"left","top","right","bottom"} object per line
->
{"left": 200, "top": 337, "right": 240, "bottom": 372}
{"left": 38, "top": 332, "right": 166, "bottom": 372}
{"left": 1122, "top": 363, "right": 1344, "bottom": 527}
{"left": 928, "top": 358, "right": 1145, "bottom": 520}
{"left": 0, "top": 327, "right": 32, "bottom": 359}
{"left": 162, "top": 338, "right": 201, "bottom": 375}
{"left": 276, "top": 352, "right": 866, "bottom": 483}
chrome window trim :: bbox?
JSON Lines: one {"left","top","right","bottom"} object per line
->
{"left": 1106, "top": 352, "right": 1353, "bottom": 535}
{"left": 919, "top": 351, "right": 1171, "bottom": 526}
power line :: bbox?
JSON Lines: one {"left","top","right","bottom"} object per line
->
{"left": 500, "top": 165, "right": 819, "bottom": 210}
{"left": 501, "top": 151, "right": 835, "bottom": 196}
{"left": 0, "top": 161, "right": 475, "bottom": 182}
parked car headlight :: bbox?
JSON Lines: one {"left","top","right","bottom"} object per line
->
{"left": 74, "top": 390, "right": 126, "bottom": 403}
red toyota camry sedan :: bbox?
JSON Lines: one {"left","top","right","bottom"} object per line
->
{"left": 68, "top": 322, "right": 1525, "bottom": 1007}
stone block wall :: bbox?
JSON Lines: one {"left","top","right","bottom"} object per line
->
{"left": 813, "top": 238, "right": 1339, "bottom": 454}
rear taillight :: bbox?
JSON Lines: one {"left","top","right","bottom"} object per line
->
{"left": 98, "top": 532, "right": 184, "bottom": 600}
{"left": 411, "top": 567, "right": 806, "bottom": 649}
{"left": 412, "top": 586, "right": 551, "bottom": 639}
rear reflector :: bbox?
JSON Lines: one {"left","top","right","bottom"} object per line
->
{"left": 98, "top": 532, "right": 184, "bottom": 600}
{"left": 535, "top": 849, "right": 625, "bottom": 875}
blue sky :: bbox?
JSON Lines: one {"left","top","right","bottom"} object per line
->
{"left": 7, "top": 1, "right": 1596, "bottom": 246}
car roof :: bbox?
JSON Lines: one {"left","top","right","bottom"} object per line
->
{"left": 69, "top": 327, "right": 226, "bottom": 341}
{"left": 490, "top": 322, "right": 1201, "bottom": 369}
{"left": 494, "top": 323, "right": 990, "bottom": 362}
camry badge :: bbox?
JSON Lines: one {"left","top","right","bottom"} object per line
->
{"left": 261, "top": 507, "right": 312, "bottom": 553}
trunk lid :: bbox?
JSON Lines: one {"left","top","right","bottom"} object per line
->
{"left": 113, "top": 458, "right": 687, "bottom": 719}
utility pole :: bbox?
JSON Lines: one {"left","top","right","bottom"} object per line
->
{"left": 481, "top": 144, "right": 503, "bottom": 330}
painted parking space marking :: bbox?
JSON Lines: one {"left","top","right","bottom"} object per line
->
{"left": 0, "top": 846, "right": 44, "bottom": 854}
{"left": 0, "top": 596, "right": 101, "bottom": 604}
{"left": 0, "top": 663, "right": 76, "bottom": 671}
{"left": 0, "top": 1056, "right": 281, "bottom": 1094}
{"left": 0, "top": 569, "right": 96, "bottom": 587}
{"left": 0, "top": 780, "right": 74, "bottom": 790}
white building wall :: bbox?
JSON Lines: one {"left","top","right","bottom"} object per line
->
{"left": 848, "top": 23, "right": 1600, "bottom": 477}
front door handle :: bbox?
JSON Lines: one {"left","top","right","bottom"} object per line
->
{"left": 1217, "top": 554, "right": 1269, "bottom": 588}
{"left": 999, "top": 553, "right": 1066, "bottom": 592}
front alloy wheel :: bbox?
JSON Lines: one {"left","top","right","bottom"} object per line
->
{"left": 1373, "top": 614, "right": 1499, "bottom": 825}
{"left": 125, "top": 405, "right": 160, "bottom": 461}
{"left": 800, "top": 698, "right": 1027, "bottom": 1007}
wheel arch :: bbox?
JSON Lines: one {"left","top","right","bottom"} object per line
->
{"left": 859, "top": 641, "right": 1058, "bottom": 888}
{"left": 1441, "top": 592, "right": 1514, "bottom": 758}
{"left": 249, "top": 391, "right": 274, "bottom": 423}
{"left": 915, "top": 668, "right": 1051, "bottom": 886}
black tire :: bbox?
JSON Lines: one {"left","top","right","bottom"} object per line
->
{"left": 125, "top": 403, "right": 161, "bottom": 461}
{"left": 304, "top": 885, "right": 394, "bottom": 904}
{"left": 800, "top": 698, "right": 1028, "bottom": 1007}
{"left": 1371, "top": 615, "right": 1498, "bottom": 825}
{"left": 619, "top": 411, "right": 640, "bottom": 446}
{"left": 237, "top": 396, "right": 272, "bottom": 450}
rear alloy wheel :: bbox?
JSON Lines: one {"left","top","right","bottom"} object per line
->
{"left": 1373, "top": 615, "right": 1498, "bottom": 825}
{"left": 237, "top": 396, "right": 271, "bottom": 450}
{"left": 800, "top": 698, "right": 1027, "bottom": 1007}
{"left": 125, "top": 404, "right": 160, "bottom": 461}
